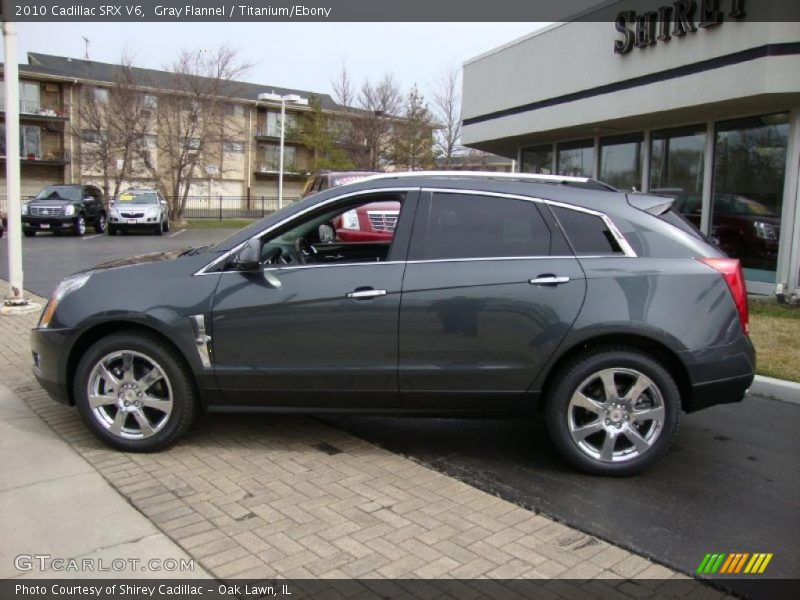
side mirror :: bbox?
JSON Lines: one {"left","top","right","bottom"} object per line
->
{"left": 233, "top": 238, "right": 261, "bottom": 272}
{"left": 318, "top": 223, "right": 334, "bottom": 242}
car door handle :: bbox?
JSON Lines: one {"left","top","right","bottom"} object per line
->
{"left": 529, "top": 275, "right": 571, "bottom": 286}
{"left": 346, "top": 288, "right": 387, "bottom": 299}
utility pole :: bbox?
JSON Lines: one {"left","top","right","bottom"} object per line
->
{"left": 3, "top": 19, "right": 27, "bottom": 306}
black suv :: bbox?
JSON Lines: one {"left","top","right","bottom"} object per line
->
{"left": 22, "top": 184, "right": 107, "bottom": 237}
{"left": 30, "top": 172, "right": 755, "bottom": 475}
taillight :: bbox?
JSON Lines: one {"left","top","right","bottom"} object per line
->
{"left": 697, "top": 257, "right": 749, "bottom": 335}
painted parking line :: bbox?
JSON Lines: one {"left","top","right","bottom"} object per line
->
{"left": 82, "top": 234, "right": 104, "bottom": 240}
{"left": 168, "top": 229, "right": 186, "bottom": 238}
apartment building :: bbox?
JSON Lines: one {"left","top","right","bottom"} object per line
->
{"left": 1, "top": 52, "right": 361, "bottom": 202}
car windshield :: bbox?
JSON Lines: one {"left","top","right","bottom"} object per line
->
{"left": 115, "top": 191, "right": 159, "bottom": 204}
{"left": 35, "top": 186, "right": 81, "bottom": 202}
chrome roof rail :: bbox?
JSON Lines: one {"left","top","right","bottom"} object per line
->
{"left": 357, "top": 170, "right": 592, "bottom": 184}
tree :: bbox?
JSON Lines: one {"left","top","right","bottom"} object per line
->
{"left": 76, "top": 53, "right": 153, "bottom": 205}
{"left": 431, "top": 65, "right": 463, "bottom": 168}
{"left": 296, "top": 96, "right": 353, "bottom": 172}
{"left": 357, "top": 74, "right": 403, "bottom": 170}
{"left": 392, "top": 85, "right": 435, "bottom": 170}
{"left": 137, "top": 46, "right": 248, "bottom": 221}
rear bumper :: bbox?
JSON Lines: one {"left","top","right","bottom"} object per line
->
{"left": 680, "top": 335, "right": 756, "bottom": 412}
{"left": 30, "top": 326, "right": 74, "bottom": 405}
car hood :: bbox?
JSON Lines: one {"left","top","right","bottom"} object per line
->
{"left": 77, "top": 248, "right": 193, "bottom": 274}
{"left": 27, "top": 198, "right": 76, "bottom": 205}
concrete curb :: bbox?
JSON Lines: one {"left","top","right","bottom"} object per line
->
{"left": 751, "top": 375, "right": 800, "bottom": 405}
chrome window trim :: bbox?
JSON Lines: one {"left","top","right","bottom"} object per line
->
{"left": 361, "top": 170, "right": 591, "bottom": 184}
{"left": 195, "top": 185, "right": 637, "bottom": 276}
{"left": 193, "top": 187, "right": 417, "bottom": 276}
{"left": 420, "top": 188, "right": 638, "bottom": 258}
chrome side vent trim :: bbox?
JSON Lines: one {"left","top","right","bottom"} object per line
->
{"left": 189, "top": 314, "right": 213, "bottom": 368}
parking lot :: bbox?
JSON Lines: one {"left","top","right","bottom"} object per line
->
{"left": 1, "top": 228, "right": 798, "bottom": 594}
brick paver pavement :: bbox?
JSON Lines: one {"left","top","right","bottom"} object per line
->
{"left": 0, "top": 282, "right": 724, "bottom": 596}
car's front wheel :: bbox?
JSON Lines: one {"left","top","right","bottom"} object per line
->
{"left": 23, "top": 230, "right": 35, "bottom": 237}
{"left": 95, "top": 214, "right": 106, "bottom": 233}
{"left": 545, "top": 347, "right": 680, "bottom": 476}
{"left": 74, "top": 332, "right": 196, "bottom": 451}
{"left": 73, "top": 215, "right": 86, "bottom": 237}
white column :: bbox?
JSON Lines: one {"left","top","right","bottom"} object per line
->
{"left": 699, "top": 121, "right": 715, "bottom": 236}
{"left": 3, "top": 21, "right": 26, "bottom": 305}
{"left": 778, "top": 108, "right": 800, "bottom": 297}
{"left": 278, "top": 100, "right": 285, "bottom": 210}
{"left": 641, "top": 130, "right": 651, "bottom": 193}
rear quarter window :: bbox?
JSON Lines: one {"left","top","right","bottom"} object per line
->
{"left": 551, "top": 206, "right": 623, "bottom": 255}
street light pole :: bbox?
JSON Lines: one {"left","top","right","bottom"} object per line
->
{"left": 278, "top": 97, "right": 285, "bottom": 210}
{"left": 3, "top": 19, "right": 26, "bottom": 306}
{"left": 256, "top": 92, "right": 308, "bottom": 212}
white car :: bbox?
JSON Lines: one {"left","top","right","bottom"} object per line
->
{"left": 108, "top": 189, "right": 170, "bottom": 236}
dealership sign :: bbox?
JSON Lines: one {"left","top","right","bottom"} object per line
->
{"left": 614, "top": 0, "right": 746, "bottom": 54}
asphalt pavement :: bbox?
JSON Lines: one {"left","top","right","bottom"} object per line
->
{"left": 0, "top": 227, "right": 232, "bottom": 297}
{"left": 1, "top": 226, "right": 798, "bottom": 596}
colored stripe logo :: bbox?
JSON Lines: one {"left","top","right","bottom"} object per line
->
{"left": 697, "top": 553, "right": 773, "bottom": 574}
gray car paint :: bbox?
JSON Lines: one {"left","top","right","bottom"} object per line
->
{"left": 30, "top": 175, "right": 755, "bottom": 415}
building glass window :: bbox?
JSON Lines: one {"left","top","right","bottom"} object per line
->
{"left": 261, "top": 144, "right": 296, "bottom": 171}
{"left": 520, "top": 144, "right": 552, "bottom": 174}
{"left": 557, "top": 139, "right": 594, "bottom": 177}
{"left": 20, "top": 125, "right": 42, "bottom": 159}
{"left": 712, "top": 113, "right": 789, "bottom": 283}
{"left": 17, "top": 81, "right": 41, "bottom": 114}
{"left": 263, "top": 110, "right": 297, "bottom": 137}
{"left": 93, "top": 87, "right": 109, "bottom": 104}
{"left": 599, "top": 133, "right": 642, "bottom": 191}
{"left": 649, "top": 125, "right": 706, "bottom": 226}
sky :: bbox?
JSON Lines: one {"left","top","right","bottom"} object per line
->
{"left": 14, "top": 22, "right": 549, "bottom": 101}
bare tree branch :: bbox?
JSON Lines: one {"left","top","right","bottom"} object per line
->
{"left": 431, "top": 64, "right": 463, "bottom": 168}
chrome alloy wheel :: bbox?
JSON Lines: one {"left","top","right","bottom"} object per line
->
{"left": 86, "top": 350, "right": 173, "bottom": 440}
{"left": 567, "top": 368, "right": 665, "bottom": 463}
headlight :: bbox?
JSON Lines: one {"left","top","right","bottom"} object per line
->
{"left": 109, "top": 207, "right": 119, "bottom": 217}
{"left": 753, "top": 221, "right": 776, "bottom": 240}
{"left": 64, "top": 205, "right": 76, "bottom": 216}
{"left": 21, "top": 203, "right": 29, "bottom": 216}
{"left": 147, "top": 207, "right": 159, "bottom": 217}
{"left": 38, "top": 273, "right": 91, "bottom": 329}
{"left": 341, "top": 209, "right": 360, "bottom": 230}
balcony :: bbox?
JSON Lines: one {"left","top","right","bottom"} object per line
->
{"left": 0, "top": 149, "right": 70, "bottom": 165}
{"left": 1, "top": 100, "right": 68, "bottom": 121}
{"left": 253, "top": 161, "right": 308, "bottom": 179}
{"left": 254, "top": 127, "right": 305, "bottom": 143}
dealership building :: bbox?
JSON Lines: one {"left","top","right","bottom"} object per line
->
{"left": 462, "top": 3, "right": 800, "bottom": 296}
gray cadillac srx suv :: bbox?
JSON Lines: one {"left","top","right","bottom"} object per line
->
{"left": 30, "top": 172, "right": 755, "bottom": 475}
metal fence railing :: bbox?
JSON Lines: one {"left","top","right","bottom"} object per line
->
{"left": 173, "top": 196, "right": 301, "bottom": 220}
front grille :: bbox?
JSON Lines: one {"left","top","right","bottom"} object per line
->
{"left": 30, "top": 206, "right": 62, "bottom": 217}
{"left": 367, "top": 211, "right": 399, "bottom": 233}
{"left": 120, "top": 212, "right": 145, "bottom": 219}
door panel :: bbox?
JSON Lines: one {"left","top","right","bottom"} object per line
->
{"left": 399, "top": 258, "right": 586, "bottom": 410}
{"left": 210, "top": 263, "right": 405, "bottom": 408}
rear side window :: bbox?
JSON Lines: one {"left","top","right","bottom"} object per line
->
{"left": 412, "top": 192, "right": 553, "bottom": 260}
{"left": 551, "top": 206, "right": 623, "bottom": 255}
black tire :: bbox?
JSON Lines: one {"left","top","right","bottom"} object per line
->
{"left": 74, "top": 332, "right": 197, "bottom": 452}
{"left": 95, "top": 213, "right": 107, "bottom": 233}
{"left": 108, "top": 224, "right": 117, "bottom": 236}
{"left": 163, "top": 218, "right": 170, "bottom": 232}
{"left": 545, "top": 347, "right": 680, "bottom": 476}
{"left": 23, "top": 230, "right": 36, "bottom": 237}
{"left": 154, "top": 220, "right": 163, "bottom": 236}
{"left": 73, "top": 214, "right": 86, "bottom": 237}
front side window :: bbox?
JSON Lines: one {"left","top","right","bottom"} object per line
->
{"left": 412, "top": 193, "right": 554, "bottom": 261}
{"left": 254, "top": 193, "right": 406, "bottom": 267}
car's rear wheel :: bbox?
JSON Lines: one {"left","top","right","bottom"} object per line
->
{"left": 73, "top": 215, "right": 86, "bottom": 237}
{"left": 545, "top": 348, "right": 680, "bottom": 476}
{"left": 74, "top": 332, "right": 196, "bottom": 451}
